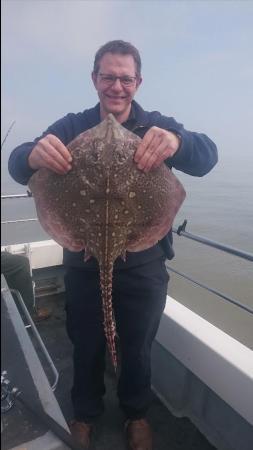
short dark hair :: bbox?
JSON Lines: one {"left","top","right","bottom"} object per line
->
{"left": 93, "top": 40, "right": 142, "bottom": 78}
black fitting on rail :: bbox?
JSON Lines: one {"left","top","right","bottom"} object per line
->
{"left": 176, "top": 219, "right": 187, "bottom": 235}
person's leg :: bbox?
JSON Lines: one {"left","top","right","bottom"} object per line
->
{"left": 1, "top": 252, "right": 34, "bottom": 313}
{"left": 113, "top": 258, "right": 169, "bottom": 419}
{"left": 64, "top": 267, "right": 106, "bottom": 422}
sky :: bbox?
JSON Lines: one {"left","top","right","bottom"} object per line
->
{"left": 1, "top": 0, "right": 253, "bottom": 226}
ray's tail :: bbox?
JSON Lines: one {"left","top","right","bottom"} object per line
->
{"left": 99, "top": 263, "right": 117, "bottom": 371}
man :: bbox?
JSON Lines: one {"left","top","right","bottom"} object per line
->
{"left": 8, "top": 40, "right": 218, "bottom": 450}
{"left": 1, "top": 251, "right": 51, "bottom": 322}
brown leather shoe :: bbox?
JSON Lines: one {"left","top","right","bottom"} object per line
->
{"left": 33, "top": 307, "right": 51, "bottom": 323}
{"left": 125, "top": 418, "right": 153, "bottom": 450}
{"left": 69, "top": 420, "right": 93, "bottom": 449}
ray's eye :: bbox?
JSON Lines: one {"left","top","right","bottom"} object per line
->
{"left": 114, "top": 142, "right": 128, "bottom": 164}
{"left": 116, "top": 152, "right": 126, "bottom": 163}
{"left": 86, "top": 140, "right": 103, "bottom": 164}
{"left": 90, "top": 151, "right": 99, "bottom": 163}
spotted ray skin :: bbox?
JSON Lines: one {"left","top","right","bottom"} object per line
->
{"left": 28, "top": 114, "right": 186, "bottom": 370}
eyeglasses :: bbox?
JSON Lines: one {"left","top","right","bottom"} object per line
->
{"left": 98, "top": 73, "right": 137, "bottom": 87}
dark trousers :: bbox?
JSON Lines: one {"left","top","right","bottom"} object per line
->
{"left": 64, "top": 258, "right": 169, "bottom": 422}
{"left": 1, "top": 251, "right": 34, "bottom": 314}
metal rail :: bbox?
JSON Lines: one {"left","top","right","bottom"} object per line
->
{"left": 10, "top": 288, "right": 59, "bottom": 391}
{"left": 173, "top": 220, "right": 253, "bottom": 262}
{"left": 1, "top": 192, "right": 32, "bottom": 199}
{"left": 167, "top": 266, "right": 253, "bottom": 315}
{"left": 1, "top": 194, "right": 36, "bottom": 224}
{"left": 1, "top": 218, "right": 38, "bottom": 224}
{"left": 169, "top": 220, "right": 253, "bottom": 314}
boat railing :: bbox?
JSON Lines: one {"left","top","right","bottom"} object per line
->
{"left": 169, "top": 220, "right": 253, "bottom": 315}
{"left": 7, "top": 288, "right": 59, "bottom": 391}
{"left": 1, "top": 194, "right": 253, "bottom": 315}
{"left": 173, "top": 219, "right": 253, "bottom": 262}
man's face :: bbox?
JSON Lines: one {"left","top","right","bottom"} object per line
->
{"left": 92, "top": 52, "right": 142, "bottom": 123}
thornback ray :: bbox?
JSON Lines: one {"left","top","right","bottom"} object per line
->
{"left": 28, "top": 114, "right": 186, "bottom": 371}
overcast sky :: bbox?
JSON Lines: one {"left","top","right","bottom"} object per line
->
{"left": 1, "top": 0, "right": 253, "bottom": 202}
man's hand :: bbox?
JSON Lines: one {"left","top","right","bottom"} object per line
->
{"left": 28, "top": 134, "right": 72, "bottom": 175}
{"left": 134, "top": 126, "right": 181, "bottom": 172}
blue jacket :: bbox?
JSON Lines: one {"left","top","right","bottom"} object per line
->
{"left": 8, "top": 101, "right": 218, "bottom": 269}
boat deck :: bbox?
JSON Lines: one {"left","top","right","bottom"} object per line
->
{"left": 18, "top": 291, "right": 216, "bottom": 450}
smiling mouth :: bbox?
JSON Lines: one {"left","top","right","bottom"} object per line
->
{"left": 106, "top": 94, "right": 126, "bottom": 100}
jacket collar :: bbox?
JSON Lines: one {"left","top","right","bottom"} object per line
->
{"left": 129, "top": 100, "right": 150, "bottom": 127}
{"left": 84, "top": 100, "right": 150, "bottom": 130}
